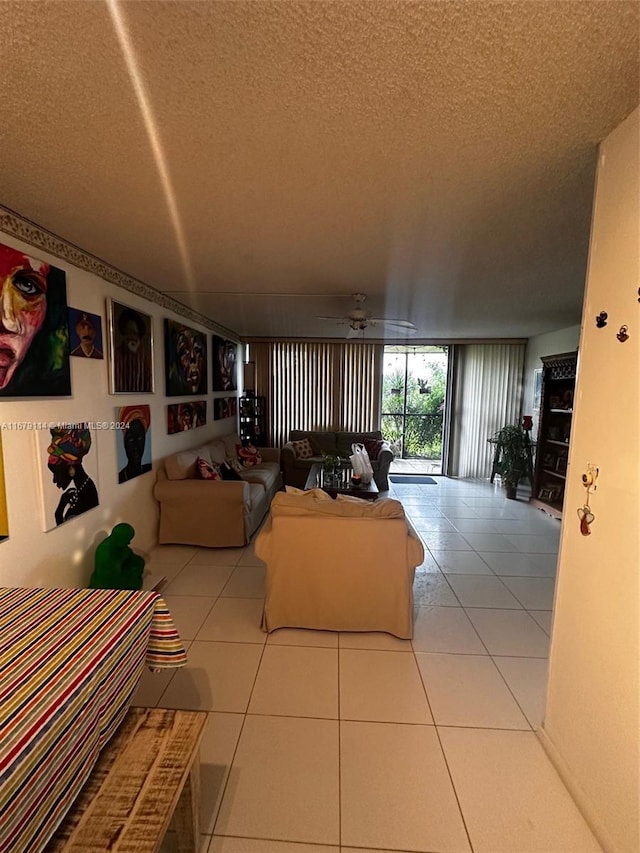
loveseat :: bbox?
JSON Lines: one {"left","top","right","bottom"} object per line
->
{"left": 281, "top": 429, "right": 393, "bottom": 491}
{"left": 154, "top": 432, "right": 282, "bottom": 548}
{"left": 255, "top": 488, "right": 424, "bottom": 638}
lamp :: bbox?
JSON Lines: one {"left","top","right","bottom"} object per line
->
{"left": 243, "top": 362, "right": 255, "bottom": 396}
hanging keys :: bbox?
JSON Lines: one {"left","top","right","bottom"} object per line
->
{"left": 577, "top": 505, "right": 595, "bottom": 536}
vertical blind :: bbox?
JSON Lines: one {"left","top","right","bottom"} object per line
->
{"left": 250, "top": 342, "right": 382, "bottom": 447}
{"left": 449, "top": 343, "right": 525, "bottom": 478}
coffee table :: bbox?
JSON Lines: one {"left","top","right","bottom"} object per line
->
{"left": 305, "top": 462, "right": 379, "bottom": 500}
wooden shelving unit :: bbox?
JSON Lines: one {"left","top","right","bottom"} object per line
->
{"left": 530, "top": 352, "right": 577, "bottom": 519}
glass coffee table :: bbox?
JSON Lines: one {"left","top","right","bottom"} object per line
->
{"left": 305, "top": 462, "right": 379, "bottom": 501}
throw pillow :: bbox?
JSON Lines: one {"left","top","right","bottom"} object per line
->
{"left": 225, "top": 456, "right": 243, "bottom": 473}
{"left": 219, "top": 461, "right": 243, "bottom": 481}
{"left": 237, "top": 443, "right": 262, "bottom": 468}
{"left": 196, "top": 457, "right": 221, "bottom": 480}
{"left": 363, "top": 438, "right": 384, "bottom": 460}
{"left": 290, "top": 437, "right": 314, "bottom": 459}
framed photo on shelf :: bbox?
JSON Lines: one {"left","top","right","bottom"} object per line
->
{"left": 555, "top": 455, "right": 568, "bottom": 474}
{"left": 532, "top": 368, "right": 543, "bottom": 413}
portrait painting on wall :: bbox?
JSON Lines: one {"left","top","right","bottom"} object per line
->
{"left": 164, "top": 319, "right": 208, "bottom": 396}
{"left": 212, "top": 335, "right": 237, "bottom": 392}
{"left": 0, "top": 242, "right": 71, "bottom": 397}
{"left": 36, "top": 423, "right": 99, "bottom": 531}
{"left": 116, "top": 405, "right": 152, "bottom": 483}
{"left": 68, "top": 307, "right": 104, "bottom": 359}
{"left": 167, "top": 401, "right": 207, "bottom": 434}
{"left": 108, "top": 299, "right": 154, "bottom": 393}
{"left": 0, "top": 433, "right": 8, "bottom": 542}
{"left": 213, "top": 396, "right": 238, "bottom": 421}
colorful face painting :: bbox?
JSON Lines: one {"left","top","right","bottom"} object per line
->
{"left": 213, "top": 397, "right": 237, "bottom": 420}
{"left": 0, "top": 242, "right": 70, "bottom": 397}
{"left": 164, "top": 319, "right": 208, "bottom": 396}
{"left": 212, "top": 335, "right": 237, "bottom": 392}
{"left": 37, "top": 423, "right": 100, "bottom": 531}
{"left": 167, "top": 401, "right": 207, "bottom": 434}
{"left": 116, "top": 405, "right": 152, "bottom": 483}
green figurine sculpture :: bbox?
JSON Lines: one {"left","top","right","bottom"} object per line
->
{"left": 89, "top": 523, "right": 145, "bottom": 590}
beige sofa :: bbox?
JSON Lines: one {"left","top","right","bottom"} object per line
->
{"left": 281, "top": 429, "right": 394, "bottom": 491}
{"left": 255, "top": 489, "right": 424, "bottom": 638}
{"left": 154, "top": 432, "right": 282, "bottom": 548}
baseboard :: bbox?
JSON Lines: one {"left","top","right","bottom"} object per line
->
{"left": 536, "top": 725, "right": 616, "bottom": 853}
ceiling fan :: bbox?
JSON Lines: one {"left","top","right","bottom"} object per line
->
{"left": 318, "top": 294, "right": 417, "bottom": 339}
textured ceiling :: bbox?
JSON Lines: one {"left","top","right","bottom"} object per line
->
{"left": 0, "top": 1, "right": 638, "bottom": 340}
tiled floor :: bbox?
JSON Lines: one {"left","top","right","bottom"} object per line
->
{"left": 139, "top": 477, "right": 603, "bottom": 853}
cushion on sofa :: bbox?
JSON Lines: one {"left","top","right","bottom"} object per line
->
{"left": 165, "top": 445, "right": 212, "bottom": 480}
{"left": 363, "top": 437, "right": 385, "bottom": 460}
{"left": 290, "top": 430, "right": 337, "bottom": 456}
{"left": 237, "top": 443, "right": 262, "bottom": 467}
{"left": 206, "top": 438, "right": 228, "bottom": 466}
{"left": 220, "top": 462, "right": 243, "bottom": 480}
{"left": 290, "top": 438, "right": 315, "bottom": 459}
{"left": 221, "top": 433, "right": 242, "bottom": 462}
{"left": 196, "top": 457, "right": 221, "bottom": 480}
{"left": 336, "top": 431, "right": 383, "bottom": 458}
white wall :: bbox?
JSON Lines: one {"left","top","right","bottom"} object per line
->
{"left": 541, "top": 108, "right": 639, "bottom": 852}
{"left": 0, "top": 230, "right": 240, "bottom": 588}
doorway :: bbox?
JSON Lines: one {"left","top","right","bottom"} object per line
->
{"left": 381, "top": 346, "right": 449, "bottom": 475}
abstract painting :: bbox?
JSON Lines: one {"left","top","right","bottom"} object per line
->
{"left": 213, "top": 396, "right": 238, "bottom": 420}
{"left": 164, "top": 319, "right": 208, "bottom": 396}
{"left": 68, "top": 307, "right": 104, "bottom": 359}
{"left": 212, "top": 335, "right": 237, "bottom": 392}
{"left": 37, "top": 423, "right": 99, "bottom": 531}
{"left": 108, "top": 299, "right": 154, "bottom": 393}
{"left": 115, "top": 405, "right": 152, "bottom": 483}
{"left": 167, "top": 401, "right": 207, "bottom": 434}
{"left": 0, "top": 242, "right": 70, "bottom": 397}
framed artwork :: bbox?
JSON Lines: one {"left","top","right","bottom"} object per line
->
{"left": 213, "top": 397, "right": 237, "bottom": 420}
{"left": 68, "top": 308, "right": 104, "bottom": 359}
{"left": 164, "top": 319, "right": 208, "bottom": 396}
{"left": 107, "top": 299, "right": 154, "bottom": 394}
{"left": 167, "top": 401, "right": 207, "bottom": 434}
{"left": 0, "top": 433, "right": 7, "bottom": 542}
{"left": 212, "top": 335, "right": 237, "bottom": 391}
{"left": 36, "top": 423, "right": 99, "bottom": 531}
{"left": 115, "top": 405, "right": 152, "bottom": 483}
{"left": 0, "top": 242, "right": 71, "bottom": 397}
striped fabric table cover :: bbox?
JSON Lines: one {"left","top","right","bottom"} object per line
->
{"left": 0, "top": 587, "right": 187, "bottom": 853}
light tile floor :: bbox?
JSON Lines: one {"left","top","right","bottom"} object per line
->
{"left": 140, "top": 477, "right": 602, "bottom": 853}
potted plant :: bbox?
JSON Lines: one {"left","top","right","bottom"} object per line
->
{"left": 492, "top": 423, "right": 530, "bottom": 499}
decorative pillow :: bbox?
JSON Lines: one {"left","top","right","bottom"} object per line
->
{"left": 290, "top": 438, "right": 314, "bottom": 459}
{"left": 196, "top": 457, "right": 221, "bottom": 480}
{"left": 364, "top": 438, "right": 384, "bottom": 460}
{"left": 219, "top": 461, "right": 243, "bottom": 481}
{"left": 225, "top": 456, "right": 243, "bottom": 473}
{"left": 237, "top": 443, "right": 262, "bottom": 468}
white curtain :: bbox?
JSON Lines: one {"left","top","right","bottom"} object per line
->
{"left": 251, "top": 341, "right": 383, "bottom": 447}
{"left": 449, "top": 343, "right": 525, "bottom": 478}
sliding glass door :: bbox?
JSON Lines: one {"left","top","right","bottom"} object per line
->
{"left": 381, "top": 346, "right": 449, "bottom": 474}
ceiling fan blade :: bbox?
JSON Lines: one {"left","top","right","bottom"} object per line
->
{"left": 369, "top": 318, "right": 416, "bottom": 329}
{"left": 317, "top": 316, "right": 348, "bottom": 324}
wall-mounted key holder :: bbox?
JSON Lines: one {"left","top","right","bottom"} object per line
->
{"left": 596, "top": 311, "right": 608, "bottom": 328}
{"left": 617, "top": 325, "right": 629, "bottom": 342}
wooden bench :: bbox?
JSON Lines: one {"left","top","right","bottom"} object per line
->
{"left": 46, "top": 707, "right": 207, "bottom": 853}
